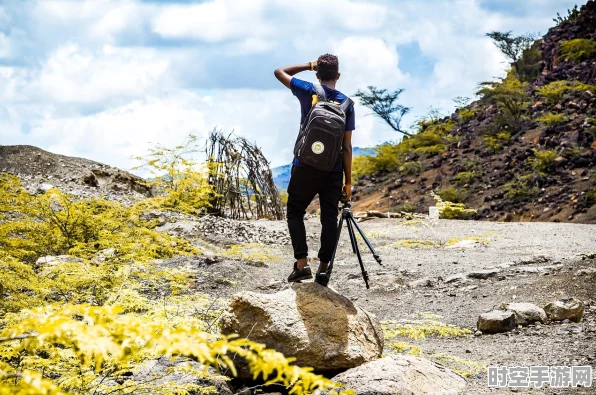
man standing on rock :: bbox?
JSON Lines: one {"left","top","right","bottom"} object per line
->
{"left": 274, "top": 54, "right": 355, "bottom": 286}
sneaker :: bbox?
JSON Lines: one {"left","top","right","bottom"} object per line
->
{"left": 314, "top": 271, "right": 330, "bottom": 287}
{"left": 287, "top": 262, "right": 313, "bottom": 283}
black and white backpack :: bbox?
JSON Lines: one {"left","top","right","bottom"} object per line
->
{"left": 293, "top": 84, "right": 354, "bottom": 172}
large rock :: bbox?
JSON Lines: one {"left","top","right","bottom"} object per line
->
{"left": 477, "top": 310, "right": 516, "bottom": 334}
{"left": 330, "top": 355, "right": 467, "bottom": 395}
{"left": 219, "top": 283, "right": 384, "bottom": 375}
{"left": 498, "top": 302, "right": 547, "bottom": 326}
{"left": 544, "top": 297, "right": 584, "bottom": 323}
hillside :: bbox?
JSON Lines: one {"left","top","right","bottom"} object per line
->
{"left": 351, "top": 1, "right": 596, "bottom": 224}
{"left": 0, "top": 145, "right": 152, "bottom": 200}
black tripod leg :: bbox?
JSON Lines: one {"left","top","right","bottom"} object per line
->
{"left": 327, "top": 215, "right": 344, "bottom": 278}
{"left": 346, "top": 217, "right": 370, "bottom": 289}
{"left": 349, "top": 212, "right": 383, "bottom": 265}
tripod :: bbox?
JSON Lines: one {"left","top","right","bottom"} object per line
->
{"left": 327, "top": 200, "right": 382, "bottom": 289}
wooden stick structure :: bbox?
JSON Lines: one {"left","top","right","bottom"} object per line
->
{"left": 206, "top": 130, "right": 284, "bottom": 220}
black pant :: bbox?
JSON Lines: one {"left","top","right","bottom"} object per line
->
{"left": 286, "top": 165, "right": 343, "bottom": 263}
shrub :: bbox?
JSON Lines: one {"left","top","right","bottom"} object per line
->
{"left": 514, "top": 42, "right": 542, "bottom": 82}
{"left": 432, "top": 193, "right": 476, "bottom": 220}
{"left": 504, "top": 174, "right": 540, "bottom": 201}
{"left": 477, "top": 71, "right": 529, "bottom": 133}
{"left": 528, "top": 149, "right": 558, "bottom": 173}
{"left": 585, "top": 188, "right": 596, "bottom": 206}
{"left": 456, "top": 108, "right": 478, "bottom": 121}
{"left": 536, "top": 80, "right": 596, "bottom": 103}
{"left": 483, "top": 131, "right": 511, "bottom": 154}
{"left": 437, "top": 188, "right": 467, "bottom": 204}
{"left": 399, "top": 161, "right": 423, "bottom": 176}
{"left": 0, "top": 175, "right": 348, "bottom": 395}
{"left": 559, "top": 39, "right": 596, "bottom": 63}
{"left": 452, "top": 171, "right": 480, "bottom": 186}
{"left": 399, "top": 204, "right": 418, "bottom": 213}
{"left": 536, "top": 113, "right": 567, "bottom": 125}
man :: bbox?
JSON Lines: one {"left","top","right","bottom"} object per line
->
{"left": 274, "top": 53, "right": 354, "bottom": 286}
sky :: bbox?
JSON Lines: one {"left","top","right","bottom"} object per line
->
{"left": 0, "top": 0, "right": 584, "bottom": 172}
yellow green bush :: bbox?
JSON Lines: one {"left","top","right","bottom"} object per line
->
{"left": 452, "top": 171, "right": 480, "bottom": 186}
{"left": 437, "top": 187, "right": 467, "bottom": 204}
{"left": 0, "top": 174, "right": 348, "bottom": 395}
{"left": 477, "top": 72, "right": 530, "bottom": 133}
{"left": 483, "top": 131, "right": 511, "bottom": 154}
{"left": 585, "top": 188, "right": 596, "bottom": 206}
{"left": 536, "top": 112, "right": 567, "bottom": 125}
{"left": 432, "top": 193, "right": 477, "bottom": 220}
{"left": 559, "top": 39, "right": 596, "bottom": 63}
{"left": 504, "top": 174, "right": 541, "bottom": 201}
{"left": 528, "top": 149, "right": 558, "bottom": 173}
{"left": 536, "top": 80, "right": 596, "bottom": 103}
{"left": 399, "top": 161, "right": 423, "bottom": 176}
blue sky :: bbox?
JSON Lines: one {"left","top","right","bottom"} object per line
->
{"left": 0, "top": 0, "right": 583, "bottom": 171}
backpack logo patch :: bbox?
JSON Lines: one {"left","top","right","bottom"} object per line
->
{"left": 311, "top": 141, "right": 325, "bottom": 154}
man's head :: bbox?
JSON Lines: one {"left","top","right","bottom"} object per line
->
{"left": 316, "top": 53, "right": 340, "bottom": 82}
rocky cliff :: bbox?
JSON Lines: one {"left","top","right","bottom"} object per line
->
{"left": 351, "top": 1, "right": 596, "bottom": 223}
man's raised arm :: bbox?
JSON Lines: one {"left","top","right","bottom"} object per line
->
{"left": 274, "top": 61, "right": 317, "bottom": 89}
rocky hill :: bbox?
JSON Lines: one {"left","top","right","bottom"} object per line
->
{"left": 0, "top": 145, "right": 152, "bottom": 201}
{"left": 351, "top": 1, "right": 596, "bottom": 224}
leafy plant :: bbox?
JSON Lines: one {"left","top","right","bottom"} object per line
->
{"left": 432, "top": 193, "right": 476, "bottom": 220}
{"left": 452, "top": 171, "right": 480, "bottom": 186}
{"left": 585, "top": 188, "right": 596, "bottom": 206}
{"left": 398, "top": 204, "right": 418, "bottom": 213}
{"left": 553, "top": 5, "right": 581, "bottom": 26}
{"left": 536, "top": 112, "right": 567, "bottom": 125}
{"left": 536, "top": 80, "right": 596, "bottom": 103}
{"left": 483, "top": 131, "right": 511, "bottom": 153}
{"left": 354, "top": 86, "right": 412, "bottom": 136}
{"left": 503, "top": 174, "right": 541, "bottom": 201}
{"left": 528, "top": 149, "right": 558, "bottom": 173}
{"left": 559, "top": 39, "right": 596, "bottom": 63}
{"left": 486, "top": 31, "right": 539, "bottom": 81}
{"left": 477, "top": 72, "right": 530, "bottom": 133}
{"left": 437, "top": 188, "right": 467, "bottom": 204}
{"left": 399, "top": 161, "right": 423, "bottom": 176}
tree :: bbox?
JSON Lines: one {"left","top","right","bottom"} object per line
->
{"left": 486, "top": 31, "right": 538, "bottom": 81}
{"left": 354, "top": 86, "right": 412, "bottom": 136}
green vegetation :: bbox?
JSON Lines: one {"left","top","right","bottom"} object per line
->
{"left": 553, "top": 5, "right": 581, "bottom": 26}
{"left": 559, "top": 39, "right": 596, "bottom": 63}
{"left": 536, "top": 112, "right": 567, "bottom": 125}
{"left": 399, "top": 161, "right": 423, "bottom": 175}
{"left": 437, "top": 187, "right": 467, "bottom": 204}
{"left": 398, "top": 204, "right": 418, "bottom": 213}
{"left": 452, "top": 171, "right": 481, "bottom": 186}
{"left": 485, "top": 31, "right": 539, "bottom": 82}
{"left": 0, "top": 173, "right": 347, "bottom": 395}
{"left": 585, "top": 188, "right": 596, "bottom": 206}
{"left": 391, "top": 239, "right": 439, "bottom": 249}
{"left": 483, "top": 131, "right": 511, "bottom": 153}
{"left": 354, "top": 86, "right": 412, "bottom": 136}
{"left": 353, "top": 119, "right": 455, "bottom": 180}
{"left": 477, "top": 72, "right": 530, "bottom": 133}
{"left": 536, "top": 80, "right": 596, "bottom": 103}
{"left": 456, "top": 107, "right": 478, "bottom": 121}
{"left": 528, "top": 149, "right": 558, "bottom": 173}
{"left": 504, "top": 174, "right": 541, "bottom": 201}
{"left": 432, "top": 193, "right": 477, "bottom": 220}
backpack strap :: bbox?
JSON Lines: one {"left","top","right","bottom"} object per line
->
{"left": 340, "top": 97, "right": 354, "bottom": 114}
{"left": 313, "top": 83, "right": 328, "bottom": 103}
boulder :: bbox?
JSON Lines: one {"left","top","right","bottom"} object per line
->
{"left": 219, "top": 283, "right": 384, "bottom": 376}
{"left": 498, "top": 303, "right": 547, "bottom": 326}
{"left": 477, "top": 310, "right": 516, "bottom": 334}
{"left": 330, "top": 355, "right": 466, "bottom": 395}
{"left": 544, "top": 297, "right": 584, "bottom": 323}
{"left": 444, "top": 273, "right": 468, "bottom": 285}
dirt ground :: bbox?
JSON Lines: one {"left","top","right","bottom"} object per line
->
{"left": 164, "top": 217, "right": 596, "bottom": 394}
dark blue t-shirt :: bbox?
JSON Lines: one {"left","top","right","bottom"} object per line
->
{"left": 290, "top": 77, "right": 355, "bottom": 172}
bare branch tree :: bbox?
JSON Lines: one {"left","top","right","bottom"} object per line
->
{"left": 354, "top": 86, "right": 412, "bottom": 136}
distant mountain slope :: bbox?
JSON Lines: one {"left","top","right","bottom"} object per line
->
{"left": 272, "top": 147, "right": 375, "bottom": 190}
{"left": 350, "top": 1, "right": 596, "bottom": 224}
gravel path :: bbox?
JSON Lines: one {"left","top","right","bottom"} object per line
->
{"left": 169, "top": 217, "right": 596, "bottom": 394}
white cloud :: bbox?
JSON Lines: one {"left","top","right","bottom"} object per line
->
{"left": 0, "top": 32, "right": 11, "bottom": 58}
{"left": 35, "top": 44, "right": 172, "bottom": 103}
{"left": 151, "top": 0, "right": 270, "bottom": 42}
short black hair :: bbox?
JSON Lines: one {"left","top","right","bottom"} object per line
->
{"left": 317, "top": 53, "right": 339, "bottom": 81}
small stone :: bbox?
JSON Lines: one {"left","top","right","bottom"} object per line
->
{"left": 467, "top": 269, "right": 501, "bottom": 280}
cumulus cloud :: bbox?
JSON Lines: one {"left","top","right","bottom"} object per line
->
{"left": 0, "top": 0, "right": 587, "bottom": 171}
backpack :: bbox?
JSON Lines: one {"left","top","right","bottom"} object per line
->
{"left": 293, "top": 84, "right": 354, "bottom": 172}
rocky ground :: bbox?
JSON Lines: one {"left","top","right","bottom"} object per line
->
{"left": 158, "top": 215, "right": 596, "bottom": 394}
